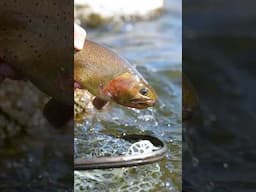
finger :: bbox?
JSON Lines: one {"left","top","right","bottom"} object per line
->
{"left": 74, "top": 81, "right": 82, "bottom": 89}
{"left": 74, "top": 23, "right": 86, "bottom": 50}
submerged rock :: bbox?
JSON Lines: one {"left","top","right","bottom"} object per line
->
{"left": 0, "top": 79, "right": 49, "bottom": 141}
{"left": 74, "top": 89, "right": 95, "bottom": 122}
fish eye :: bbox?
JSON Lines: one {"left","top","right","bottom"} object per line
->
{"left": 139, "top": 87, "right": 149, "bottom": 96}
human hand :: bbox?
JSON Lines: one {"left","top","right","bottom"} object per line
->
{"left": 74, "top": 23, "right": 86, "bottom": 89}
{"left": 74, "top": 23, "right": 86, "bottom": 50}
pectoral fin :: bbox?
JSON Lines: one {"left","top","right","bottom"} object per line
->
{"left": 92, "top": 97, "right": 108, "bottom": 110}
{"left": 43, "top": 98, "right": 73, "bottom": 128}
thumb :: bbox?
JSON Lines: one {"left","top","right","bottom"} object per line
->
{"left": 74, "top": 23, "right": 86, "bottom": 50}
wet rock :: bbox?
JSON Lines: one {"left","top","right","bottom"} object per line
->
{"left": 74, "top": 88, "right": 95, "bottom": 121}
{"left": 0, "top": 80, "right": 48, "bottom": 141}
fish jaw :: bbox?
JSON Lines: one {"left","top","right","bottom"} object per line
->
{"left": 126, "top": 97, "right": 156, "bottom": 109}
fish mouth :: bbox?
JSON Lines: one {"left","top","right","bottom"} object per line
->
{"left": 127, "top": 98, "right": 156, "bottom": 109}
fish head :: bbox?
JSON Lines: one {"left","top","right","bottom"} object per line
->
{"left": 102, "top": 72, "right": 157, "bottom": 109}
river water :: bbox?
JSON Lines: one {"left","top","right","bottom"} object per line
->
{"left": 183, "top": 0, "right": 256, "bottom": 191}
{"left": 76, "top": 0, "right": 182, "bottom": 191}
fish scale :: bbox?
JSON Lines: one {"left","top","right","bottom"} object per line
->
{"left": 75, "top": 40, "right": 157, "bottom": 109}
{"left": 0, "top": 0, "right": 73, "bottom": 105}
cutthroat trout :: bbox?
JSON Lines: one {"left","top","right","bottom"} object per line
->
{"left": 0, "top": 0, "right": 73, "bottom": 105}
{"left": 0, "top": 0, "right": 73, "bottom": 127}
{"left": 0, "top": 0, "right": 156, "bottom": 127}
{"left": 75, "top": 40, "right": 157, "bottom": 109}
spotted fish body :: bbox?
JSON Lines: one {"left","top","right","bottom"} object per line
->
{"left": 75, "top": 40, "right": 157, "bottom": 109}
{"left": 0, "top": 0, "right": 73, "bottom": 105}
{"left": 0, "top": 1, "right": 156, "bottom": 110}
